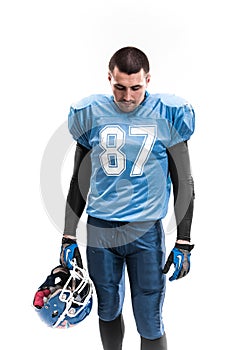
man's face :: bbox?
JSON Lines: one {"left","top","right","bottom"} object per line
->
{"left": 108, "top": 67, "right": 151, "bottom": 113}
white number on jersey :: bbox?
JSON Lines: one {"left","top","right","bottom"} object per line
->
{"left": 99, "top": 125, "right": 157, "bottom": 176}
{"left": 99, "top": 125, "right": 126, "bottom": 176}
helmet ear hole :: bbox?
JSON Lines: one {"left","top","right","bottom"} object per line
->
{"left": 52, "top": 310, "right": 58, "bottom": 318}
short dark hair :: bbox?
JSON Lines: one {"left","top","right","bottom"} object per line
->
{"left": 109, "top": 47, "right": 150, "bottom": 75}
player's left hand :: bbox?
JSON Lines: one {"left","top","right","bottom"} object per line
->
{"left": 162, "top": 243, "right": 194, "bottom": 281}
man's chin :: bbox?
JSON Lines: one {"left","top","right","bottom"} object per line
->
{"left": 116, "top": 102, "right": 137, "bottom": 113}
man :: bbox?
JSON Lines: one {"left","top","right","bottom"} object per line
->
{"left": 60, "top": 47, "right": 195, "bottom": 350}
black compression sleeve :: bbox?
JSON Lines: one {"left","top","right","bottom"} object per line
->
{"left": 63, "top": 143, "right": 91, "bottom": 236}
{"left": 167, "top": 141, "right": 195, "bottom": 242}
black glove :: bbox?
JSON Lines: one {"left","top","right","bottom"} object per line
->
{"left": 60, "top": 237, "right": 83, "bottom": 269}
{"left": 162, "top": 243, "right": 194, "bottom": 281}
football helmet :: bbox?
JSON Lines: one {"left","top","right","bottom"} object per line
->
{"left": 33, "top": 260, "right": 93, "bottom": 328}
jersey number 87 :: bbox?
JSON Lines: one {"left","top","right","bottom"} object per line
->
{"left": 99, "top": 125, "right": 157, "bottom": 177}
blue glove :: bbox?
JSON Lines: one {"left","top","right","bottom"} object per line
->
{"left": 162, "top": 243, "right": 194, "bottom": 281}
{"left": 60, "top": 237, "right": 83, "bottom": 269}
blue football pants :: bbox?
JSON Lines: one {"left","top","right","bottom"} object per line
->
{"left": 86, "top": 216, "right": 166, "bottom": 340}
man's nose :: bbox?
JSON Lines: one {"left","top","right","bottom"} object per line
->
{"left": 123, "top": 88, "right": 132, "bottom": 101}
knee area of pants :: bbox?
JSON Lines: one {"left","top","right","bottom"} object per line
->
{"left": 99, "top": 313, "right": 121, "bottom": 322}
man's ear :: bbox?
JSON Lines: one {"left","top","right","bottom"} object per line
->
{"left": 146, "top": 73, "right": 151, "bottom": 85}
{"left": 108, "top": 71, "right": 112, "bottom": 83}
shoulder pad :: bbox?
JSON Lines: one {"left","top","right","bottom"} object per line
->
{"left": 155, "top": 93, "right": 189, "bottom": 108}
{"left": 71, "top": 94, "right": 111, "bottom": 111}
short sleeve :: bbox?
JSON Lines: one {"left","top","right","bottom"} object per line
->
{"left": 68, "top": 106, "right": 91, "bottom": 149}
{"left": 169, "top": 103, "right": 195, "bottom": 147}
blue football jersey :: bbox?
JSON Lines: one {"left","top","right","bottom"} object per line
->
{"left": 68, "top": 92, "right": 195, "bottom": 222}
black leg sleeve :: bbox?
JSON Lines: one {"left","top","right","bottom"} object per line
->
{"left": 141, "top": 333, "right": 167, "bottom": 350}
{"left": 99, "top": 314, "right": 125, "bottom": 350}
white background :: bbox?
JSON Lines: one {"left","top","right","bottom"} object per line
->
{"left": 1, "top": 0, "right": 232, "bottom": 348}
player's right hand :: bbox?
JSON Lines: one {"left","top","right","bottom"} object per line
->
{"left": 60, "top": 237, "right": 83, "bottom": 269}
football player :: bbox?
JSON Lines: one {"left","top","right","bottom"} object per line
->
{"left": 60, "top": 47, "right": 195, "bottom": 350}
